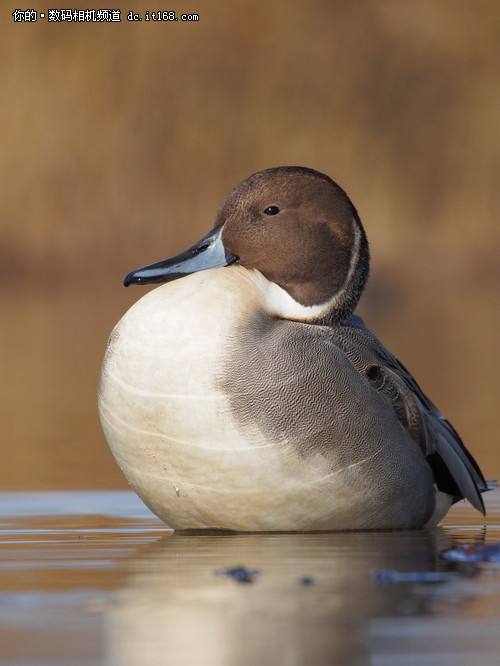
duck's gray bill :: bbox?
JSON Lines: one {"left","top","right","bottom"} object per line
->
{"left": 124, "top": 226, "right": 238, "bottom": 286}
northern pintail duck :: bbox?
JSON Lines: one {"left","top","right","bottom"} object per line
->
{"left": 98, "top": 166, "right": 487, "bottom": 530}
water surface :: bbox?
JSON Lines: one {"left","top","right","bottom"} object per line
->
{"left": 1, "top": 490, "right": 500, "bottom": 665}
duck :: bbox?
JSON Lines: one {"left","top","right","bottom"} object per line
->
{"left": 98, "top": 166, "right": 487, "bottom": 531}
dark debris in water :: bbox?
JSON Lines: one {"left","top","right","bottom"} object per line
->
{"left": 214, "top": 566, "right": 261, "bottom": 584}
{"left": 214, "top": 567, "right": 317, "bottom": 585}
{"left": 442, "top": 542, "right": 500, "bottom": 563}
{"left": 298, "top": 575, "right": 316, "bottom": 586}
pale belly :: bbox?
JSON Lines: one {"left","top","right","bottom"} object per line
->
{"left": 98, "top": 268, "right": 437, "bottom": 530}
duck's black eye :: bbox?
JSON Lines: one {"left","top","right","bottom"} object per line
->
{"left": 263, "top": 206, "right": 280, "bottom": 216}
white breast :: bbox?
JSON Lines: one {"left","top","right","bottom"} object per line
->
{"left": 98, "top": 268, "right": 338, "bottom": 529}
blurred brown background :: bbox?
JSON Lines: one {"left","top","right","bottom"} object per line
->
{"left": 1, "top": 0, "right": 499, "bottom": 489}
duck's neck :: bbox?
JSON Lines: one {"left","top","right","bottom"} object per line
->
{"left": 251, "top": 217, "right": 369, "bottom": 326}
{"left": 316, "top": 218, "right": 370, "bottom": 326}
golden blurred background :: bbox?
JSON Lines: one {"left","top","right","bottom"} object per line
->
{"left": 1, "top": 0, "right": 499, "bottom": 489}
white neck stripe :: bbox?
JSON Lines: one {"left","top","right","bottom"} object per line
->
{"left": 329, "top": 218, "right": 361, "bottom": 311}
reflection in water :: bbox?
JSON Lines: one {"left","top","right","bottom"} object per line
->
{"left": 2, "top": 491, "right": 500, "bottom": 666}
{"left": 105, "top": 530, "right": 456, "bottom": 666}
